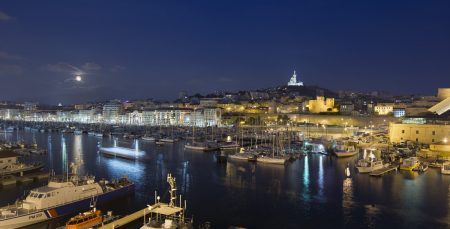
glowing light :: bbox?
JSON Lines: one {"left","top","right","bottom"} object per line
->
{"left": 75, "top": 75, "right": 82, "bottom": 82}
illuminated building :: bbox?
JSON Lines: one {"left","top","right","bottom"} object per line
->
{"left": 389, "top": 121, "right": 450, "bottom": 144}
{"left": 287, "top": 70, "right": 303, "bottom": 86}
{"left": 339, "top": 104, "right": 354, "bottom": 115}
{"left": 393, "top": 108, "right": 406, "bottom": 118}
{"left": 102, "top": 101, "right": 123, "bottom": 124}
{"left": 307, "top": 96, "right": 336, "bottom": 113}
{"left": 374, "top": 103, "right": 394, "bottom": 115}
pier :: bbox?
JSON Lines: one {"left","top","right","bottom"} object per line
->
{"left": 98, "top": 207, "right": 149, "bottom": 229}
{"left": 369, "top": 165, "right": 399, "bottom": 176}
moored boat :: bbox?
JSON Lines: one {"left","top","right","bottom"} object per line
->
{"left": 400, "top": 157, "right": 420, "bottom": 171}
{"left": 356, "top": 159, "right": 384, "bottom": 173}
{"left": 0, "top": 166, "right": 134, "bottom": 228}
{"left": 441, "top": 162, "right": 450, "bottom": 175}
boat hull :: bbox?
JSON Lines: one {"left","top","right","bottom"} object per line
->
{"left": 356, "top": 164, "right": 383, "bottom": 173}
{"left": 0, "top": 183, "right": 135, "bottom": 229}
{"left": 335, "top": 151, "right": 358, "bottom": 158}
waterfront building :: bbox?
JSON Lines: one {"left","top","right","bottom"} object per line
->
{"left": 102, "top": 101, "right": 123, "bottom": 124}
{"left": 74, "top": 109, "right": 98, "bottom": 123}
{"left": 389, "top": 120, "right": 450, "bottom": 144}
{"left": 287, "top": 70, "right": 303, "bottom": 86}
{"left": 0, "top": 107, "right": 22, "bottom": 120}
{"left": 128, "top": 110, "right": 143, "bottom": 125}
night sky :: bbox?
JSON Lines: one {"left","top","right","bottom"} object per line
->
{"left": 1, "top": 1, "right": 449, "bottom": 104}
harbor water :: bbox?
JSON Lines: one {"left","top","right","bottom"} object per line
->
{"left": 0, "top": 131, "right": 449, "bottom": 228}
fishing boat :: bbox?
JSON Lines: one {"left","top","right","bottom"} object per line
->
{"left": 400, "top": 157, "right": 420, "bottom": 171}
{"left": 356, "top": 159, "right": 384, "bottom": 173}
{"left": 0, "top": 163, "right": 134, "bottom": 228}
{"left": 140, "top": 173, "right": 193, "bottom": 229}
{"left": 441, "top": 162, "right": 450, "bottom": 175}
{"left": 334, "top": 142, "right": 358, "bottom": 158}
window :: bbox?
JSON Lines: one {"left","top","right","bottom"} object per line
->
{"left": 402, "top": 130, "right": 405, "bottom": 134}
{"left": 416, "top": 130, "right": 419, "bottom": 134}
{"left": 416, "top": 138, "right": 418, "bottom": 142}
{"left": 432, "top": 131, "right": 435, "bottom": 135}
{"left": 432, "top": 139, "right": 435, "bottom": 142}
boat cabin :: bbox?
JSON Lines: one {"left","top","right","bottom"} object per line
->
{"left": 0, "top": 151, "right": 19, "bottom": 168}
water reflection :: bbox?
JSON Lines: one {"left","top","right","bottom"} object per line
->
{"left": 318, "top": 155, "right": 324, "bottom": 197}
{"left": 72, "top": 135, "right": 85, "bottom": 174}
{"left": 342, "top": 178, "right": 354, "bottom": 224}
{"left": 61, "top": 135, "right": 67, "bottom": 175}
{"left": 47, "top": 135, "right": 53, "bottom": 171}
{"left": 100, "top": 157, "right": 144, "bottom": 181}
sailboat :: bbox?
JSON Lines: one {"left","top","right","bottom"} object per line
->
{"left": 256, "top": 133, "right": 288, "bottom": 165}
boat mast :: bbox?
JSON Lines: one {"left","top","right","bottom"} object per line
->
{"left": 167, "top": 173, "right": 177, "bottom": 207}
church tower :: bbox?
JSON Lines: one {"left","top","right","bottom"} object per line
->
{"left": 287, "top": 70, "right": 303, "bottom": 86}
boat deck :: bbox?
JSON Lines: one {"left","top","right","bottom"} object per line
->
{"left": 370, "top": 165, "right": 398, "bottom": 176}
{"left": 98, "top": 207, "right": 149, "bottom": 229}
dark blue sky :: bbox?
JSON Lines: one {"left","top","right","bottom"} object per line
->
{"left": 1, "top": 0, "right": 449, "bottom": 104}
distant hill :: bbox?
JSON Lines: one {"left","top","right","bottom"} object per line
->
{"left": 261, "top": 85, "right": 338, "bottom": 98}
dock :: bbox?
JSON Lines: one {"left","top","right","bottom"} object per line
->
{"left": 98, "top": 207, "right": 149, "bottom": 229}
{"left": 370, "top": 165, "right": 398, "bottom": 176}
{"left": 0, "top": 171, "right": 49, "bottom": 187}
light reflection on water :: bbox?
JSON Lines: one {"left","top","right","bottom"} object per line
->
{"left": 0, "top": 131, "right": 449, "bottom": 229}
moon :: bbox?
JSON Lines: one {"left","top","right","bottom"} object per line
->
{"left": 75, "top": 75, "right": 82, "bottom": 82}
